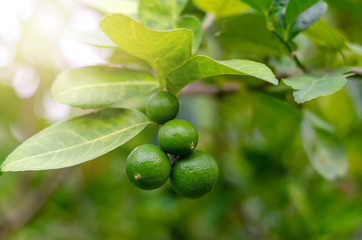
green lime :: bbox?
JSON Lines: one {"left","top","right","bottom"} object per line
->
{"left": 158, "top": 119, "right": 198, "bottom": 156}
{"left": 126, "top": 144, "right": 171, "bottom": 190}
{"left": 145, "top": 91, "right": 179, "bottom": 124}
{"left": 170, "top": 150, "right": 218, "bottom": 198}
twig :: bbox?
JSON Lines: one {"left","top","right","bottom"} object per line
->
{"left": 271, "top": 31, "right": 308, "bottom": 72}
{"left": 0, "top": 169, "right": 68, "bottom": 239}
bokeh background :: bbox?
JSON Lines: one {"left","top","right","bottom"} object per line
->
{"left": 1, "top": 0, "right": 362, "bottom": 239}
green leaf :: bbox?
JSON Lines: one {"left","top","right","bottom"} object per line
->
{"left": 301, "top": 110, "right": 348, "bottom": 180}
{"left": 287, "top": 1, "right": 327, "bottom": 40}
{"left": 218, "top": 14, "right": 287, "bottom": 56}
{"left": 166, "top": 55, "right": 278, "bottom": 94}
{"left": 254, "top": 93, "right": 302, "bottom": 152}
{"left": 284, "top": 0, "right": 319, "bottom": 29}
{"left": 346, "top": 42, "right": 362, "bottom": 57}
{"left": 108, "top": 51, "right": 151, "bottom": 69}
{"left": 177, "top": 16, "right": 202, "bottom": 54}
{"left": 238, "top": 0, "right": 272, "bottom": 14}
{"left": 100, "top": 13, "right": 192, "bottom": 85}
{"left": 304, "top": 19, "right": 345, "bottom": 50}
{"left": 64, "top": 30, "right": 118, "bottom": 48}
{"left": 1, "top": 109, "right": 150, "bottom": 172}
{"left": 283, "top": 68, "right": 355, "bottom": 103}
{"left": 77, "top": 0, "right": 139, "bottom": 18}
{"left": 51, "top": 66, "right": 158, "bottom": 109}
{"left": 138, "top": 0, "right": 188, "bottom": 30}
{"left": 193, "top": 0, "right": 250, "bottom": 18}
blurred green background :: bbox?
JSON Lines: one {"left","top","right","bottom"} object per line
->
{"left": 1, "top": 0, "right": 362, "bottom": 239}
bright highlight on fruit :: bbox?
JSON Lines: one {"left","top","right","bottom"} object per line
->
{"left": 126, "top": 91, "right": 218, "bottom": 199}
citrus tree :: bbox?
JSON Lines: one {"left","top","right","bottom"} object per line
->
{"left": 1, "top": 0, "right": 362, "bottom": 239}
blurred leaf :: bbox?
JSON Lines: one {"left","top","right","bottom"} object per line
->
{"left": 304, "top": 19, "right": 345, "bottom": 50}
{"left": 268, "top": 0, "right": 288, "bottom": 34}
{"left": 64, "top": 30, "right": 118, "bottom": 48}
{"left": 51, "top": 66, "right": 158, "bottom": 109}
{"left": 1, "top": 109, "right": 150, "bottom": 171}
{"left": 219, "top": 14, "right": 287, "bottom": 56}
{"left": 139, "top": 0, "right": 188, "bottom": 30}
{"left": 167, "top": 55, "right": 278, "bottom": 94}
{"left": 346, "top": 42, "right": 362, "bottom": 57}
{"left": 253, "top": 93, "right": 302, "bottom": 152}
{"left": 283, "top": 68, "right": 355, "bottom": 103}
{"left": 310, "top": 87, "right": 358, "bottom": 136}
{"left": 100, "top": 13, "right": 192, "bottom": 83}
{"left": 193, "top": 0, "right": 249, "bottom": 18}
{"left": 346, "top": 79, "right": 362, "bottom": 122}
{"left": 0, "top": 84, "right": 20, "bottom": 122}
{"left": 108, "top": 51, "right": 151, "bottom": 69}
{"left": 285, "top": 0, "right": 319, "bottom": 28}
{"left": 301, "top": 110, "right": 348, "bottom": 180}
{"left": 238, "top": 0, "right": 272, "bottom": 14}
{"left": 177, "top": 16, "right": 202, "bottom": 54}
{"left": 287, "top": 1, "right": 327, "bottom": 40}
{"left": 77, "top": 0, "right": 139, "bottom": 18}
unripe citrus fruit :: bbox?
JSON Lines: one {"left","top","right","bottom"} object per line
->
{"left": 170, "top": 150, "right": 218, "bottom": 198}
{"left": 158, "top": 119, "right": 198, "bottom": 156}
{"left": 145, "top": 91, "right": 179, "bottom": 124}
{"left": 126, "top": 144, "right": 171, "bottom": 190}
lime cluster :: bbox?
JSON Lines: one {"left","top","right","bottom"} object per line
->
{"left": 126, "top": 91, "right": 219, "bottom": 199}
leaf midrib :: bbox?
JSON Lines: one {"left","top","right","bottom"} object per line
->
{"left": 3, "top": 121, "right": 151, "bottom": 167}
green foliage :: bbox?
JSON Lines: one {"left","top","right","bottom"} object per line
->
{"left": 193, "top": 0, "right": 250, "bottom": 18}
{"left": 1, "top": 0, "right": 362, "bottom": 238}
{"left": 100, "top": 13, "right": 192, "bottom": 86}
{"left": 219, "top": 14, "right": 288, "bottom": 56}
{"left": 1, "top": 109, "right": 150, "bottom": 171}
{"left": 301, "top": 111, "right": 348, "bottom": 180}
{"left": 177, "top": 16, "right": 202, "bottom": 54}
{"left": 283, "top": 68, "right": 355, "bottom": 103}
{"left": 239, "top": 0, "right": 273, "bottom": 14}
{"left": 139, "top": 0, "right": 188, "bottom": 30}
{"left": 167, "top": 55, "right": 278, "bottom": 94}
{"left": 51, "top": 66, "right": 158, "bottom": 109}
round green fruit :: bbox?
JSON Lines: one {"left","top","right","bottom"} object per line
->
{"left": 145, "top": 91, "right": 179, "bottom": 124}
{"left": 170, "top": 150, "right": 218, "bottom": 199}
{"left": 126, "top": 144, "right": 171, "bottom": 190}
{"left": 158, "top": 119, "right": 198, "bottom": 156}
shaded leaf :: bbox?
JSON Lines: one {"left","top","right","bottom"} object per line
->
{"left": 304, "top": 19, "right": 345, "bottom": 50}
{"left": 283, "top": 68, "right": 355, "bottom": 103}
{"left": 167, "top": 55, "right": 278, "bottom": 94}
{"left": 100, "top": 13, "right": 192, "bottom": 82}
{"left": 51, "top": 66, "right": 158, "bottom": 109}
{"left": 254, "top": 92, "right": 302, "bottom": 152}
{"left": 139, "top": 0, "right": 188, "bottom": 30}
{"left": 193, "top": 0, "right": 249, "bottom": 18}
{"left": 64, "top": 30, "right": 118, "bottom": 48}
{"left": 287, "top": 1, "right": 327, "bottom": 40}
{"left": 1, "top": 109, "right": 150, "bottom": 172}
{"left": 218, "top": 14, "right": 287, "bottom": 56}
{"left": 108, "top": 51, "right": 151, "bottom": 69}
{"left": 238, "top": 0, "right": 272, "bottom": 14}
{"left": 346, "top": 42, "right": 362, "bottom": 57}
{"left": 284, "top": 0, "right": 319, "bottom": 29}
{"left": 301, "top": 110, "right": 348, "bottom": 180}
{"left": 177, "top": 16, "right": 202, "bottom": 54}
